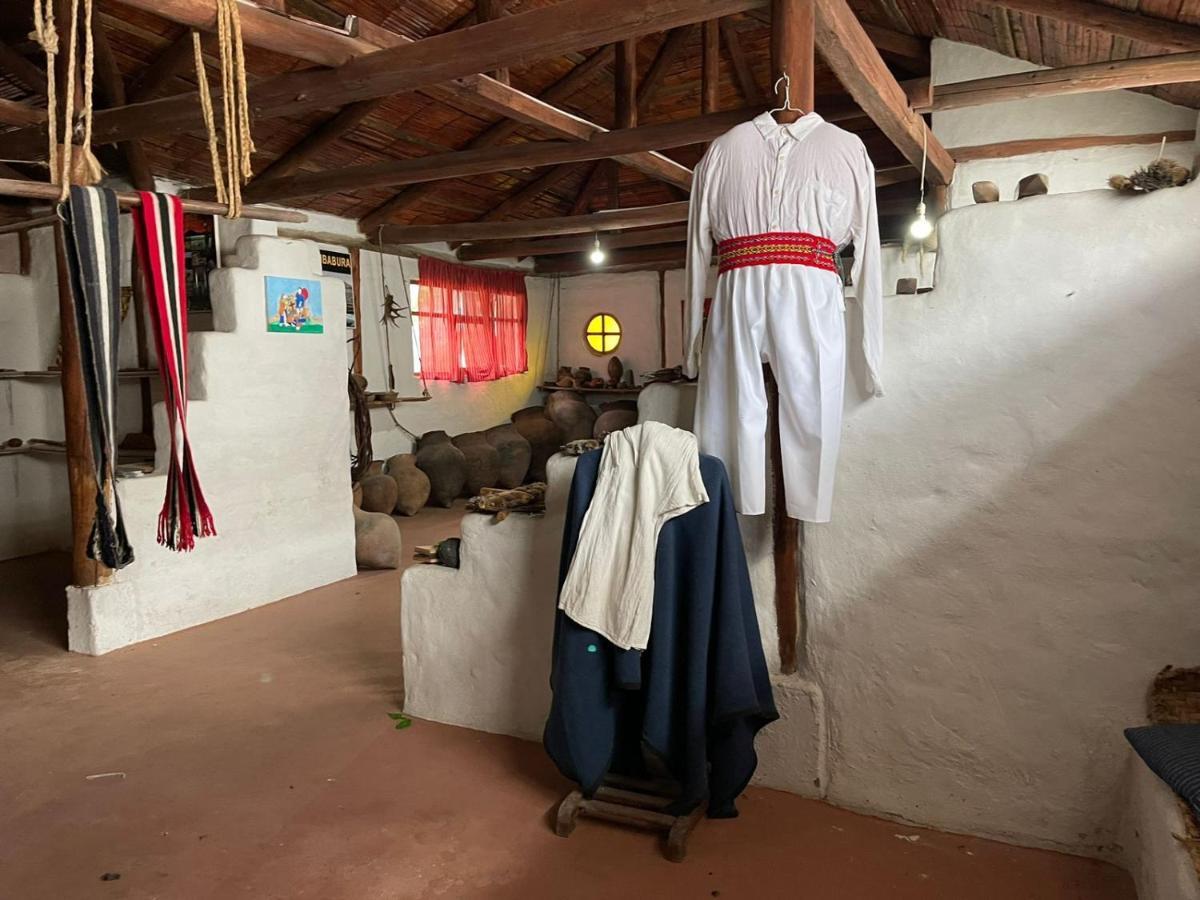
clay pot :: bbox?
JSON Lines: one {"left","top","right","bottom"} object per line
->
{"left": 485, "top": 424, "right": 532, "bottom": 489}
{"left": 415, "top": 430, "right": 467, "bottom": 508}
{"left": 452, "top": 432, "right": 501, "bottom": 496}
{"left": 548, "top": 398, "right": 597, "bottom": 443}
{"left": 366, "top": 460, "right": 385, "bottom": 476}
{"left": 511, "top": 407, "right": 564, "bottom": 482}
{"left": 594, "top": 408, "right": 637, "bottom": 440}
{"left": 386, "top": 453, "right": 431, "bottom": 516}
{"left": 359, "top": 473, "right": 399, "bottom": 514}
{"left": 354, "top": 507, "right": 402, "bottom": 570}
{"left": 352, "top": 482, "right": 363, "bottom": 509}
{"left": 545, "top": 389, "right": 584, "bottom": 420}
{"left": 599, "top": 399, "right": 637, "bottom": 414}
{"left": 607, "top": 356, "right": 623, "bottom": 386}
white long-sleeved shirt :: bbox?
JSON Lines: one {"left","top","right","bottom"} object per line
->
{"left": 557, "top": 422, "right": 709, "bottom": 651}
{"left": 683, "top": 112, "right": 883, "bottom": 395}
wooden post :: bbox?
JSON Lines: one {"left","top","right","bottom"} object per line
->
{"left": 772, "top": 0, "right": 815, "bottom": 119}
{"left": 55, "top": 222, "right": 110, "bottom": 588}
{"left": 768, "top": 0, "right": 815, "bottom": 675}
{"left": 350, "top": 247, "right": 364, "bottom": 375}
{"left": 701, "top": 19, "right": 720, "bottom": 114}
{"left": 615, "top": 37, "right": 637, "bottom": 129}
{"left": 477, "top": 0, "right": 510, "bottom": 85}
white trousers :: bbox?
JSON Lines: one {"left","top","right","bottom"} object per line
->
{"left": 694, "top": 264, "right": 846, "bottom": 523}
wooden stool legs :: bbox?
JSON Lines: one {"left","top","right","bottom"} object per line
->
{"left": 552, "top": 777, "right": 705, "bottom": 862}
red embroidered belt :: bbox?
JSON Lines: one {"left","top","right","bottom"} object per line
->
{"left": 716, "top": 232, "right": 838, "bottom": 275}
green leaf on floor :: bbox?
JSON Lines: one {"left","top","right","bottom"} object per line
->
{"left": 388, "top": 712, "right": 412, "bottom": 730}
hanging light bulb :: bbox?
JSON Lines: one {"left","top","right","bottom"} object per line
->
{"left": 909, "top": 200, "right": 933, "bottom": 240}
{"left": 588, "top": 234, "right": 606, "bottom": 266}
{"left": 908, "top": 126, "right": 935, "bottom": 241}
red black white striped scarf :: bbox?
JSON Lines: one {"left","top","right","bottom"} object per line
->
{"left": 131, "top": 192, "right": 216, "bottom": 551}
{"left": 62, "top": 186, "right": 135, "bottom": 569}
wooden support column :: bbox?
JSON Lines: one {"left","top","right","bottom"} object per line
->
{"left": 615, "top": 38, "right": 638, "bottom": 129}
{"left": 772, "top": 0, "right": 815, "bottom": 118}
{"left": 54, "top": 222, "right": 110, "bottom": 588}
{"left": 768, "top": 0, "right": 814, "bottom": 675}
{"left": 701, "top": 19, "right": 720, "bottom": 114}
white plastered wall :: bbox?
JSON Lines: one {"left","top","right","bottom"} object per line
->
{"left": 0, "top": 222, "right": 150, "bottom": 562}
{"left": 812, "top": 180, "right": 1200, "bottom": 854}
{"left": 67, "top": 235, "right": 357, "bottom": 654}
{"left": 933, "top": 39, "right": 1198, "bottom": 208}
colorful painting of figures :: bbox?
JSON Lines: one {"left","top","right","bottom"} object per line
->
{"left": 265, "top": 276, "right": 324, "bottom": 334}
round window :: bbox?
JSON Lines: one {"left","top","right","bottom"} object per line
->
{"left": 584, "top": 313, "right": 621, "bottom": 355}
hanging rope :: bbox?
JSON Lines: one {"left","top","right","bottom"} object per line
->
{"left": 31, "top": 0, "right": 103, "bottom": 200}
{"left": 191, "top": 0, "right": 255, "bottom": 219}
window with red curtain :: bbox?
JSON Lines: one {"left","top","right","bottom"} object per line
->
{"left": 415, "top": 256, "right": 528, "bottom": 383}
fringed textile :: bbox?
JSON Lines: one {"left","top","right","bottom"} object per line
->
{"left": 131, "top": 191, "right": 217, "bottom": 551}
{"left": 61, "top": 185, "right": 134, "bottom": 569}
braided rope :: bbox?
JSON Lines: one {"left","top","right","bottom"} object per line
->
{"left": 192, "top": 0, "right": 255, "bottom": 219}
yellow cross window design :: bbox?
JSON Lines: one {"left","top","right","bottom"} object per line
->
{"left": 585, "top": 313, "right": 621, "bottom": 354}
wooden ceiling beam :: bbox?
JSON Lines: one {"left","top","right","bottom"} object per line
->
{"left": 44, "top": 0, "right": 769, "bottom": 154}
{"left": 0, "top": 98, "right": 46, "bottom": 128}
{"left": 380, "top": 202, "right": 692, "bottom": 245}
{"left": 244, "top": 109, "right": 755, "bottom": 204}
{"left": 478, "top": 163, "right": 586, "bottom": 221}
{"left": 569, "top": 161, "right": 609, "bottom": 216}
{"left": 721, "top": 19, "right": 768, "bottom": 105}
{"left": 92, "top": 23, "right": 155, "bottom": 191}
{"left": 993, "top": 0, "right": 1200, "bottom": 54}
{"left": 533, "top": 243, "right": 685, "bottom": 275}
{"left": 702, "top": 19, "right": 722, "bottom": 114}
{"left": 0, "top": 39, "right": 49, "bottom": 97}
{"left": 814, "top": 0, "right": 954, "bottom": 184}
{"left": 949, "top": 129, "right": 1197, "bottom": 161}
{"left": 477, "top": 0, "right": 510, "bottom": 85}
{"left": 458, "top": 224, "right": 689, "bottom": 260}
{"left": 359, "top": 46, "right": 615, "bottom": 230}
{"left": 638, "top": 26, "right": 696, "bottom": 117}
{"left": 250, "top": 99, "right": 385, "bottom": 184}
{"left": 127, "top": 30, "right": 200, "bottom": 103}
{"left": 922, "top": 50, "right": 1200, "bottom": 111}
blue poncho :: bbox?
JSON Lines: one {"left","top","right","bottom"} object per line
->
{"left": 544, "top": 450, "right": 778, "bottom": 817}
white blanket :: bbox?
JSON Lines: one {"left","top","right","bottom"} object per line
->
{"left": 558, "top": 421, "right": 709, "bottom": 651}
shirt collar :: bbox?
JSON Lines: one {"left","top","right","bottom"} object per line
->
{"left": 752, "top": 110, "right": 825, "bottom": 142}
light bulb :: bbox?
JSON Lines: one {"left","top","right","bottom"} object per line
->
{"left": 588, "top": 234, "right": 606, "bottom": 265}
{"left": 909, "top": 201, "right": 933, "bottom": 240}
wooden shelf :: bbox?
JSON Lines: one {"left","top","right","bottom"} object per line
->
{"left": 539, "top": 382, "right": 642, "bottom": 395}
{"left": 0, "top": 368, "right": 159, "bottom": 381}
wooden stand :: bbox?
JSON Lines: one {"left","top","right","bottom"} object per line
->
{"left": 554, "top": 776, "right": 705, "bottom": 862}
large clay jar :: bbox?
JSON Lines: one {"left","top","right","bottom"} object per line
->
{"left": 354, "top": 507, "right": 402, "bottom": 570}
{"left": 545, "top": 389, "right": 584, "bottom": 422}
{"left": 359, "top": 473, "right": 399, "bottom": 514}
{"left": 485, "top": 423, "right": 532, "bottom": 489}
{"left": 548, "top": 398, "right": 597, "bottom": 443}
{"left": 386, "top": 453, "right": 431, "bottom": 516}
{"left": 594, "top": 408, "right": 638, "bottom": 440}
{"left": 452, "top": 431, "right": 501, "bottom": 496}
{"left": 511, "top": 406, "right": 563, "bottom": 482}
{"left": 599, "top": 399, "right": 638, "bottom": 415}
{"left": 415, "top": 430, "right": 467, "bottom": 508}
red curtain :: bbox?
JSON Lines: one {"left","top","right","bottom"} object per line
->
{"left": 416, "top": 257, "right": 528, "bottom": 383}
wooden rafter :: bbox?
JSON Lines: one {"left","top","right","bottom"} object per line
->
{"left": 534, "top": 244, "right": 685, "bottom": 274}
{"left": 0, "top": 0, "right": 768, "bottom": 159}
{"left": 463, "top": 26, "right": 697, "bottom": 224}
{"left": 359, "top": 46, "right": 615, "bottom": 231}
{"left": 457, "top": 224, "right": 688, "bottom": 261}
{"left": 814, "top": 0, "right": 954, "bottom": 184}
{"left": 127, "top": 30, "right": 200, "bottom": 102}
{"left": 379, "top": 202, "right": 691, "bottom": 244}
{"left": 950, "top": 129, "right": 1197, "bottom": 161}
{"left": 721, "top": 18, "right": 767, "bottom": 105}
{"left": 250, "top": 100, "right": 384, "bottom": 184}
{"left": 0, "top": 38, "right": 49, "bottom": 97}
{"left": 0, "top": 98, "right": 46, "bottom": 128}
{"left": 702, "top": 19, "right": 721, "bottom": 114}
{"left": 922, "top": 51, "right": 1200, "bottom": 112}
{"left": 242, "top": 109, "right": 755, "bottom": 204}
{"left": 994, "top": 0, "right": 1200, "bottom": 53}
{"left": 478, "top": 0, "right": 510, "bottom": 85}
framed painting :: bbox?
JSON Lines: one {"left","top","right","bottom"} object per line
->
{"left": 265, "top": 276, "right": 324, "bottom": 334}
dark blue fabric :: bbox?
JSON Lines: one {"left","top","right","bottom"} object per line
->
{"left": 543, "top": 450, "right": 778, "bottom": 818}
{"left": 1125, "top": 724, "right": 1200, "bottom": 820}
